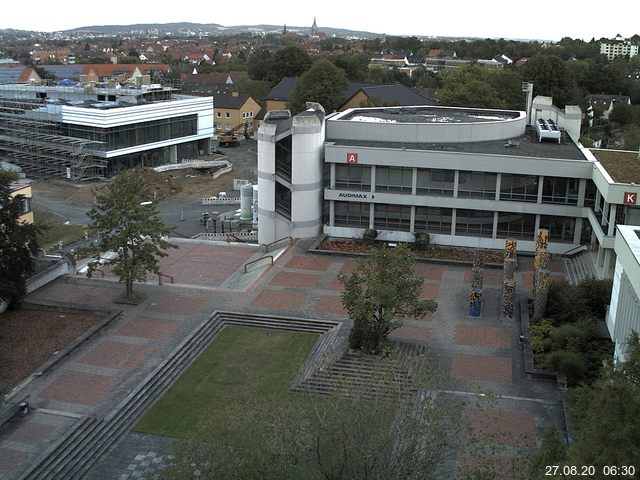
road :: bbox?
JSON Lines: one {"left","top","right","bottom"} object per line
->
{"left": 31, "top": 138, "right": 258, "bottom": 239}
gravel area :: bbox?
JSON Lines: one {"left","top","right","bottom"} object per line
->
{"left": 0, "top": 308, "right": 103, "bottom": 393}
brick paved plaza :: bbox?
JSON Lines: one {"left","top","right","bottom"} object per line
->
{"left": 0, "top": 238, "right": 566, "bottom": 479}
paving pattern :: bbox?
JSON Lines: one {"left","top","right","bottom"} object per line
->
{"left": 0, "top": 239, "right": 567, "bottom": 479}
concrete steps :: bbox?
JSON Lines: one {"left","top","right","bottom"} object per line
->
{"left": 564, "top": 251, "right": 598, "bottom": 286}
{"left": 18, "top": 312, "right": 343, "bottom": 480}
{"left": 293, "top": 343, "right": 426, "bottom": 400}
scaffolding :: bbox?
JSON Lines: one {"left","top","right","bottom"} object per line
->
{"left": 0, "top": 98, "right": 107, "bottom": 180}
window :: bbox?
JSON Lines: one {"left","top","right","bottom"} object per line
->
{"left": 456, "top": 209, "right": 494, "bottom": 237}
{"left": 584, "top": 180, "right": 597, "bottom": 208}
{"left": 542, "top": 177, "right": 578, "bottom": 205}
{"left": 20, "top": 197, "right": 31, "bottom": 215}
{"left": 500, "top": 174, "right": 539, "bottom": 202}
{"left": 249, "top": 111, "right": 254, "bottom": 117}
{"left": 458, "top": 171, "right": 497, "bottom": 199}
{"left": 375, "top": 167, "right": 413, "bottom": 193}
{"left": 216, "top": 112, "right": 222, "bottom": 118}
{"left": 374, "top": 204, "right": 411, "bottom": 231}
{"left": 334, "top": 201, "right": 370, "bottom": 228}
{"left": 275, "top": 136, "right": 292, "bottom": 181}
{"left": 416, "top": 169, "right": 454, "bottom": 196}
{"left": 225, "top": 112, "right": 230, "bottom": 118}
{"left": 275, "top": 182, "right": 291, "bottom": 219}
{"left": 414, "top": 206, "right": 452, "bottom": 234}
{"left": 496, "top": 212, "right": 536, "bottom": 240}
{"left": 335, "top": 165, "right": 371, "bottom": 190}
{"left": 539, "top": 215, "right": 576, "bottom": 243}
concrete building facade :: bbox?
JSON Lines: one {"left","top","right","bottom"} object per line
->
{"left": 0, "top": 84, "right": 213, "bottom": 179}
{"left": 257, "top": 98, "right": 640, "bottom": 278}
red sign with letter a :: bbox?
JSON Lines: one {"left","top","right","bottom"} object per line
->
{"left": 624, "top": 192, "right": 637, "bottom": 205}
{"left": 346, "top": 152, "right": 358, "bottom": 164}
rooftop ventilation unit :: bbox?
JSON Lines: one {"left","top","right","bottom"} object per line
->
{"left": 535, "top": 118, "right": 561, "bottom": 143}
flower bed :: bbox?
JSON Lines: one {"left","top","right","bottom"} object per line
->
{"left": 319, "top": 238, "right": 503, "bottom": 263}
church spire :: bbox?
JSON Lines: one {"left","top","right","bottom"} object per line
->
{"left": 311, "top": 17, "right": 318, "bottom": 36}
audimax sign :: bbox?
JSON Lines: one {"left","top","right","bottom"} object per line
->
{"left": 337, "top": 192, "right": 370, "bottom": 199}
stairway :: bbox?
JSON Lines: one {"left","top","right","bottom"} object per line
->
{"left": 563, "top": 251, "right": 598, "bottom": 286}
{"left": 293, "top": 343, "right": 427, "bottom": 400}
{"left": 18, "top": 312, "right": 342, "bottom": 480}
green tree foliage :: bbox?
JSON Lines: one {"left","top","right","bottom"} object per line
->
{"left": 522, "top": 54, "right": 578, "bottom": 107}
{"left": 288, "top": 58, "right": 349, "bottom": 114}
{"left": 529, "top": 425, "right": 567, "bottom": 478}
{"left": 331, "top": 52, "right": 371, "bottom": 81}
{"left": 338, "top": 244, "right": 437, "bottom": 353}
{"left": 162, "top": 354, "right": 467, "bottom": 480}
{"left": 437, "top": 63, "right": 523, "bottom": 109}
{"left": 248, "top": 47, "right": 311, "bottom": 84}
{"left": 0, "top": 171, "right": 40, "bottom": 307}
{"left": 86, "top": 168, "right": 174, "bottom": 299}
{"left": 232, "top": 77, "right": 272, "bottom": 108}
{"left": 568, "top": 332, "right": 640, "bottom": 473}
{"left": 609, "top": 102, "right": 634, "bottom": 126}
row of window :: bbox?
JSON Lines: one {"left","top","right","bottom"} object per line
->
{"left": 334, "top": 165, "right": 581, "bottom": 205}
{"left": 215, "top": 111, "right": 255, "bottom": 118}
{"left": 333, "top": 201, "right": 577, "bottom": 242}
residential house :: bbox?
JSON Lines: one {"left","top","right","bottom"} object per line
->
{"left": 8, "top": 181, "right": 33, "bottom": 225}
{"left": 586, "top": 94, "right": 631, "bottom": 119}
{"left": 600, "top": 35, "right": 639, "bottom": 61}
{"left": 214, "top": 91, "right": 261, "bottom": 134}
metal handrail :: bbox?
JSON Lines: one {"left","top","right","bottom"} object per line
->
{"left": 158, "top": 272, "right": 175, "bottom": 285}
{"left": 563, "top": 244, "right": 588, "bottom": 257}
{"left": 264, "top": 236, "right": 293, "bottom": 253}
{"left": 244, "top": 255, "right": 274, "bottom": 273}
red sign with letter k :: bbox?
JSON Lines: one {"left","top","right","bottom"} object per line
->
{"left": 624, "top": 192, "right": 637, "bottom": 205}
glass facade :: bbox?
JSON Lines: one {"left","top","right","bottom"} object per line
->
{"left": 64, "top": 115, "right": 198, "bottom": 153}
{"left": 335, "top": 164, "right": 371, "bottom": 190}
{"left": 414, "top": 206, "right": 452, "bottom": 234}
{"left": 334, "top": 201, "right": 370, "bottom": 228}
{"left": 416, "top": 168, "right": 454, "bottom": 196}
{"left": 539, "top": 215, "right": 576, "bottom": 243}
{"left": 456, "top": 209, "right": 494, "bottom": 237}
{"left": 458, "top": 171, "right": 497, "bottom": 199}
{"left": 275, "top": 181, "right": 291, "bottom": 219}
{"left": 500, "top": 174, "right": 539, "bottom": 202}
{"left": 542, "top": 177, "right": 579, "bottom": 205}
{"left": 275, "top": 136, "right": 292, "bottom": 182}
{"left": 373, "top": 203, "right": 411, "bottom": 230}
{"left": 496, "top": 212, "right": 536, "bottom": 239}
{"left": 375, "top": 166, "right": 413, "bottom": 193}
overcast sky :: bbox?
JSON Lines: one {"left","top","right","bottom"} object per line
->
{"left": 2, "top": 0, "right": 638, "bottom": 41}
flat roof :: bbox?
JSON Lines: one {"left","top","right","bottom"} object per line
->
{"left": 590, "top": 149, "right": 640, "bottom": 184}
{"left": 336, "top": 106, "right": 521, "bottom": 124}
{"left": 329, "top": 127, "right": 587, "bottom": 161}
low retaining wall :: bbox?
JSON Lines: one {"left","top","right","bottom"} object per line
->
{"left": 26, "top": 259, "right": 70, "bottom": 294}
{"left": 153, "top": 159, "right": 229, "bottom": 172}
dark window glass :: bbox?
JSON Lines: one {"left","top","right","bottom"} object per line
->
{"left": 542, "top": 177, "right": 579, "bottom": 205}
{"left": 416, "top": 168, "right": 454, "bottom": 196}
{"left": 458, "top": 171, "right": 497, "bottom": 199}
{"left": 455, "top": 209, "right": 494, "bottom": 237}
{"left": 373, "top": 203, "right": 411, "bottom": 231}
{"left": 334, "top": 201, "right": 370, "bottom": 228}
{"left": 496, "top": 212, "right": 536, "bottom": 240}
{"left": 414, "top": 206, "right": 452, "bottom": 234}
{"left": 500, "top": 174, "right": 539, "bottom": 202}
{"left": 335, "top": 165, "right": 371, "bottom": 190}
{"left": 539, "top": 215, "right": 576, "bottom": 243}
{"left": 375, "top": 166, "right": 413, "bottom": 193}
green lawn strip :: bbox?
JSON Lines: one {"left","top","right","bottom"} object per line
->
{"left": 133, "top": 325, "right": 318, "bottom": 438}
{"left": 38, "top": 223, "right": 88, "bottom": 250}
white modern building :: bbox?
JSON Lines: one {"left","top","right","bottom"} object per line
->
{"left": 607, "top": 225, "right": 640, "bottom": 362}
{"left": 0, "top": 84, "right": 214, "bottom": 179}
{"left": 600, "top": 35, "right": 639, "bottom": 61}
{"left": 257, "top": 98, "right": 640, "bottom": 278}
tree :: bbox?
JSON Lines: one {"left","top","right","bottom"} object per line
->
{"left": 161, "top": 354, "right": 467, "bottom": 480}
{"left": 288, "top": 58, "right": 349, "bottom": 114}
{"left": 338, "top": 244, "right": 437, "bottom": 353}
{"left": 86, "top": 168, "right": 174, "bottom": 300}
{"left": 0, "top": 170, "right": 40, "bottom": 307}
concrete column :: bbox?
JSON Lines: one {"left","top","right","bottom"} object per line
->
{"left": 602, "top": 201, "right": 610, "bottom": 227}
{"left": 410, "top": 205, "right": 416, "bottom": 233}
{"left": 492, "top": 212, "right": 498, "bottom": 239}
{"left": 595, "top": 189, "right": 602, "bottom": 213}
{"left": 495, "top": 173, "right": 501, "bottom": 201}
{"left": 330, "top": 162, "right": 336, "bottom": 188}
{"left": 370, "top": 165, "right": 376, "bottom": 194}
{"left": 577, "top": 179, "right": 586, "bottom": 207}
{"left": 369, "top": 203, "right": 374, "bottom": 229}
{"left": 534, "top": 214, "right": 541, "bottom": 234}
{"left": 608, "top": 204, "right": 617, "bottom": 236}
{"left": 412, "top": 167, "right": 417, "bottom": 196}
{"left": 451, "top": 208, "right": 457, "bottom": 236}
{"left": 169, "top": 145, "right": 177, "bottom": 164}
{"left": 574, "top": 217, "right": 583, "bottom": 244}
{"left": 537, "top": 176, "right": 544, "bottom": 203}
{"left": 453, "top": 170, "right": 460, "bottom": 198}
{"left": 603, "top": 249, "right": 612, "bottom": 276}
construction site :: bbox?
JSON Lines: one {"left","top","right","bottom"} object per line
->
{"left": 0, "top": 81, "right": 214, "bottom": 181}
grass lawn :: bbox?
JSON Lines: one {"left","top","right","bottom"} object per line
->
{"left": 133, "top": 325, "right": 318, "bottom": 438}
{"left": 33, "top": 208, "right": 89, "bottom": 250}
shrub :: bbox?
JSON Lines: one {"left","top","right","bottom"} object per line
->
{"left": 544, "top": 280, "right": 590, "bottom": 325}
{"left": 545, "top": 350, "right": 587, "bottom": 385}
{"left": 414, "top": 232, "right": 430, "bottom": 251}
{"left": 529, "top": 319, "right": 555, "bottom": 354}
{"left": 362, "top": 228, "right": 378, "bottom": 245}
{"left": 552, "top": 324, "right": 589, "bottom": 351}
{"left": 576, "top": 276, "right": 613, "bottom": 320}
